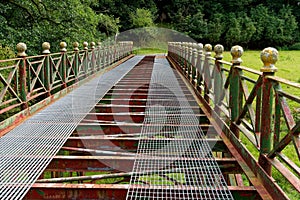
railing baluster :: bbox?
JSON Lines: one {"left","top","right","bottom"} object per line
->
{"left": 214, "top": 44, "right": 224, "bottom": 114}
{"left": 203, "top": 44, "right": 212, "bottom": 103}
{"left": 90, "top": 42, "right": 96, "bottom": 73}
{"left": 59, "top": 42, "right": 67, "bottom": 89}
{"left": 83, "top": 41, "right": 89, "bottom": 77}
{"left": 42, "top": 42, "right": 51, "bottom": 97}
{"left": 259, "top": 47, "right": 279, "bottom": 176}
{"left": 16, "top": 43, "right": 28, "bottom": 110}
{"left": 73, "top": 42, "right": 79, "bottom": 82}
{"left": 229, "top": 45, "right": 243, "bottom": 138}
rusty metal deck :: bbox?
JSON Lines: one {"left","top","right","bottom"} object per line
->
{"left": 2, "top": 55, "right": 274, "bottom": 200}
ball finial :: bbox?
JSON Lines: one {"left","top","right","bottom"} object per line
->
{"left": 260, "top": 47, "right": 278, "bottom": 72}
{"left": 16, "top": 42, "right": 27, "bottom": 57}
{"left": 42, "top": 42, "right": 50, "bottom": 54}
{"left": 231, "top": 45, "right": 243, "bottom": 64}
{"left": 214, "top": 44, "right": 224, "bottom": 60}
{"left": 60, "top": 42, "right": 67, "bottom": 52}
{"left": 90, "top": 42, "right": 95, "bottom": 49}
{"left": 73, "top": 42, "right": 79, "bottom": 51}
{"left": 204, "top": 44, "right": 212, "bottom": 53}
{"left": 83, "top": 41, "right": 88, "bottom": 50}
{"left": 198, "top": 43, "right": 203, "bottom": 50}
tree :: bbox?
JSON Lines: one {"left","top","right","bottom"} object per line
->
{"left": 0, "top": 0, "right": 119, "bottom": 54}
{"left": 130, "top": 8, "right": 155, "bottom": 28}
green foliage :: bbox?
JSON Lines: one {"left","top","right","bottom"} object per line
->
{"left": 0, "top": 0, "right": 300, "bottom": 54}
{"left": 130, "top": 8, "right": 155, "bottom": 28}
{"left": 0, "top": 45, "right": 15, "bottom": 62}
{"left": 155, "top": 1, "right": 299, "bottom": 49}
{"left": 0, "top": 0, "right": 119, "bottom": 55}
{"left": 180, "top": 11, "right": 207, "bottom": 41}
{"left": 289, "top": 42, "right": 300, "bottom": 50}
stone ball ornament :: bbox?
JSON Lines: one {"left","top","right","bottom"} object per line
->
{"left": 83, "top": 41, "right": 89, "bottom": 50}
{"left": 204, "top": 44, "right": 212, "bottom": 52}
{"left": 16, "top": 42, "right": 27, "bottom": 57}
{"left": 60, "top": 42, "right": 67, "bottom": 52}
{"left": 231, "top": 45, "right": 243, "bottom": 64}
{"left": 214, "top": 44, "right": 224, "bottom": 59}
{"left": 73, "top": 42, "right": 79, "bottom": 51}
{"left": 260, "top": 47, "right": 278, "bottom": 72}
{"left": 42, "top": 42, "right": 51, "bottom": 54}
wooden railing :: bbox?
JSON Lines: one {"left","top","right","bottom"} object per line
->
{"left": 168, "top": 42, "right": 300, "bottom": 199}
{"left": 0, "top": 41, "right": 133, "bottom": 132}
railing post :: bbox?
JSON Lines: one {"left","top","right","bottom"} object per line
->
{"left": 42, "top": 42, "right": 51, "bottom": 96}
{"left": 258, "top": 47, "right": 278, "bottom": 176}
{"left": 16, "top": 42, "right": 28, "bottom": 110}
{"left": 230, "top": 45, "right": 243, "bottom": 138}
{"left": 73, "top": 42, "right": 79, "bottom": 81}
{"left": 196, "top": 43, "right": 204, "bottom": 92}
{"left": 97, "top": 42, "right": 102, "bottom": 69}
{"left": 60, "top": 42, "right": 67, "bottom": 89}
{"left": 83, "top": 41, "right": 89, "bottom": 75}
{"left": 214, "top": 44, "right": 224, "bottom": 113}
{"left": 178, "top": 42, "right": 183, "bottom": 69}
{"left": 203, "top": 44, "right": 212, "bottom": 103}
{"left": 192, "top": 43, "right": 198, "bottom": 84}
{"left": 90, "top": 42, "right": 96, "bottom": 73}
{"left": 103, "top": 45, "right": 108, "bottom": 67}
{"left": 188, "top": 43, "right": 193, "bottom": 80}
{"left": 184, "top": 43, "right": 189, "bottom": 75}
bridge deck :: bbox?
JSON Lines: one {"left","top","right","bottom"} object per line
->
{"left": 1, "top": 56, "right": 272, "bottom": 199}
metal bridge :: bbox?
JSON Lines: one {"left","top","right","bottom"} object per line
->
{"left": 0, "top": 41, "right": 299, "bottom": 199}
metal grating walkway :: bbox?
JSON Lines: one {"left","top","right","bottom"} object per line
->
{"left": 0, "top": 56, "right": 144, "bottom": 199}
{"left": 127, "top": 58, "right": 233, "bottom": 199}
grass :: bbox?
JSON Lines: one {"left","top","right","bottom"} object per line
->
{"left": 133, "top": 48, "right": 167, "bottom": 55}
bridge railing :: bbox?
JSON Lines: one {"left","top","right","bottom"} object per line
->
{"left": 168, "top": 42, "right": 300, "bottom": 198}
{"left": 0, "top": 41, "right": 133, "bottom": 132}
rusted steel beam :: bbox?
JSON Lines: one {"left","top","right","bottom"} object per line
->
{"left": 38, "top": 162, "right": 241, "bottom": 183}
{"left": 95, "top": 104, "right": 203, "bottom": 113}
{"left": 75, "top": 123, "right": 214, "bottom": 136}
{"left": 268, "top": 122, "right": 300, "bottom": 158}
{"left": 276, "top": 152, "right": 300, "bottom": 177}
{"left": 265, "top": 155, "right": 300, "bottom": 193}
{"left": 100, "top": 98, "right": 198, "bottom": 106}
{"left": 45, "top": 155, "right": 241, "bottom": 174}
{"left": 26, "top": 184, "right": 260, "bottom": 200}
{"left": 82, "top": 112, "right": 208, "bottom": 124}
{"left": 63, "top": 137, "right": 227, "bottom": 152}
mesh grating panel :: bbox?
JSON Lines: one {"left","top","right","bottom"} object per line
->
{"left": 0, "top": 56, "right": 144, "bottom": 200}
{"left": 127, "top": 57, "right": 234, "bottom": 199}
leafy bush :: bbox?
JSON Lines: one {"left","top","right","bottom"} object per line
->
{"left": 0, "top": 44, "right": 15, "bottom": 66}
{"left": 289, "top": 43, "right": 300, "bottom": 50}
